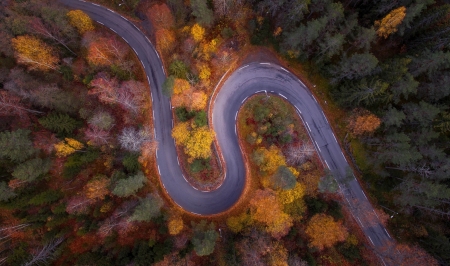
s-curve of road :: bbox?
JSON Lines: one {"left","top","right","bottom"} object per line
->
{"left": 61, "top": 0, "right": 393, "bottom": 257}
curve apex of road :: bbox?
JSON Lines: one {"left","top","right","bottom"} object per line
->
{"left": 60, "top": 0, "right": 394, "bottom": 258}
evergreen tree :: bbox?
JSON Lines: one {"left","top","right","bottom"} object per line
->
{"left": 0, "top": 129, "right": 36, "bottom": 163}
{"left": 12, "top": 157, "right": 51, "bottom": 182}
{"left": 190, "top": 0, "right": 214, "bottom": 27}
{"left": 191, "top": 220, "right": 219, "bottom": 256}
{"left": 112, "top": 171, "right": 146, "bottom": 197}
{"left": 129, "top": 194, "right": 163, "bottom": 222}
{"left": 38, "top": 112, "right": 80, "bottom": 134}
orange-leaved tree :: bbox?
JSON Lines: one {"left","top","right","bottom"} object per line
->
{"left": 347, "top": 109, "right": 381, "bottom": 136}
{"left": 250, "top": 189, "right": 293, "bottom": 239}
{"left": 305, "top": 213, "right": 348, "bottom": 250}
{"left": 173, "top": 78, "right": 191, "bottom": 95}
{"left": 168, "top": 216, "right": 184, "bottom": 235}
{"left": 375, "top": 6, "right": 406, "bottom": 39}
{"left": 146, "top": 3, "right": 175, "bottom": 30}
{"left": 86, "top": 35, "right": 129, "bottom": 67}
{"left": 11, "top": 35, "right": 59, "bottom": 71}
{"left": 156, "top": 29, "right": 176, "bottom": 54}
{"left": 84, "top": 175, "right": 110, "bottom": 200}
{"left": 67, "top": 10, "right": 95, "bottom": 34}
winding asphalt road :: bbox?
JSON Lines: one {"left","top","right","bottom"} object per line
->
{"left": 60, "top": 0, "right": 393, "bottom": 261}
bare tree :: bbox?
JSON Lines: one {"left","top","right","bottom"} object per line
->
{"left": 84, "top": 126, "right": 111, "bottom": 146}
{"left": 286, "top": 141, "right": 315, "bottom": 165}
{"left": 0, "top": 91, "right": 43, "bottom": 117}
{"left": 118, "top": 127, "right": 153, "bottom": 152}
{"left": 30, "top": 17, "right": 76, "bottom": 55}
{"left": 23, "top": 237, "right": 64, "bottom": 266}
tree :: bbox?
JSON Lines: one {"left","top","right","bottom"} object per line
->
{"left": 190, "top": 0, "right": 214, "bottom": 26}
{"left": 86, "top": 35, "right": 129, "bottom": 67}
{"left": 23, "top": 237, "right": 64, "bottom": 266}
{"left": 54, "top": 138, "right": 84, "bottom": 157}
{"left": 129, "top": 194, "right": 163, "bottom": 222}
{"left": 250, "top": 189, "right": 293, "bottom": 239}
{"left": 278, "top": 182, "right": 306, "bottom": 205}
{"left": 375, "top": 6, "right": 407, "bottom": 38}
{"left": 168, "top": 216, "right": 184, "bottom": 235}
{"left": 112, "top": 171, "right": 146, "bottom": 197}
{"left": 226, "top": 212, "right": 252, "bottom": 233}
{"left": 191, "top": 23, "right": 205, "bottom": 42}
{"left": 336, "top": 78, "right": 390, "bottom": 107}
{"left": 146, "top": 3, "right": 175, "bottom": 30}
{"left": 173, "top": 78, "right": 190, "bottom": 95}
{"left": 347, "top": 109, "right": 381, "bottom": 136}
{"left": 66, "top": 10, "right": 94, "bottom": 34}
{"left": 0, "top": 182, "right": 17, "bottom": 202}
{"left": 12, "top": 158, "right": 51, "bottom": 183}
{"left": 305, "top": 213, "right": 348, "bottom": 250}
{"left": 32, "top": 85, "right": 80, "bottom": 114}
{"left": 39, "top": 113, "right": 80, "bottom": 134}
{"left": 270, "top": 166, "right": 297, "bottom": 190}
{"left": 328, "top": 53, "right": 378, "bottom": 83}
{"left": 156, "top": 29, "right": 176, "bottom": 54}
{"left": 190, "top": 91, "right": 207, "bottom": 110}
{"left": 169, "top": 60, "right": 189, "bottom": 79}
{"left": 118, "top": 127, "right": 152, "bottom": 152}
{"left": 191, "top": 220, "right": 219, "bottom": 256}
{"left": 84, "top": 175, "right": 110, "bottom": 200}
{"left": 184, "top": 127, "right": 214, "bottom": 159}
{"left": 0, "top": 91, "right": 42, "bottom": 118}
{"left": 29, "top": 17, "right": 76, "bottom": 55}
{"left": 88, "top": 111, "right": 115, "bottom": 130}
{"left": 0, "top": 129, "right": 36, "bottom": 163}
{"left": 252, "top": 145, "right": 286, "bottom": 175}
{"left": 11, "top": 35, "right": 59, "bottom": 71}
{"left": 84, "top": 126, "right": 110, "bottom": 146}
{"left": 286, "top": 141, "right": 315, "bottom": 165}
{"left": 318, "top": 170, "right": 339, "bottom": 193}
{"left": 172, "top": 122, "right": 190, "bottom": 145}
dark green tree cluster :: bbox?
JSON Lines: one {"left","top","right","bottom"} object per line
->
{"left": 249, "top": 0, "right": 450, "bottom": 263}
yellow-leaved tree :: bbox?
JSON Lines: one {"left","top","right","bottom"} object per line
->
{"left": 67, "top": 10, "right": 95, "bottom": 34}
{"left": 191, "top": 23, "right": 205, "bottom": 42}
{"left": 184, "top": 127, "right": 214, "bottom": 159}
{"left": 226, "top": 212, "right": 252, "bottom": 233}
{"left": 250, "top": 189, "right": 293, "bottom": 239}
{"left": 374, "top": 6, "right": 406, "bottom": 39}
{"left": 173, "top": 78, "right": 191, "bottom": 95}
{"left": 168, "top": 216, "right": 184, "bottom": 235}
{"left": 198, "top": 64, "right": 211, "bottom": 82}
{"left": 11, "top": 35, "right": 59, "bottom": 71}
{"left": 172, "top": 122, "right": 191, "bottom": 145}
{"left": 156, "top": 29, "right": 176, "bottom": 54}
{"left": 305, "top": 213, "right": 348, "bottom": 250}
{"left": 252, "top": 145, "right": 286, "bottom": 175}
{"left": 278, "top": 182, "right": 305, "bottom": 205}
{"left": 54, "top": 138, "right": 85, "bottom": 157}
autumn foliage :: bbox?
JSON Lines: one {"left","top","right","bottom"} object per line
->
{"left": 11, "top": 35, "right": 58, "bottom": 71}
{"left": 172, "top": 123, "right": 215, "bottom": 160}
{"left": 191, "top": 23, "right": 205, "bottom": 42}
{"left": 155, "top": 29, "right": 176, "bottom": 54}
{"left": 250, "top": 189, "right": 293, "bottom": 239}
{"left": 305, "top": 213, "right": 348, "bottom": 250}
{"left": 86, "top": 35, "right": 129, "bottom": 67}
{"left": 54, "top": 138, "right": 84, "bottom": 157}
{"left": 168, "top": 216, "right": 184, "bottom": 235}
{"left": 67, "top": 10, "right": 95, "bottom": 34}
{"left": 347, "top": 109, "right": 381, "bottom": 136}
{"left": 147, "top": 3, "right": 175, "bottom": 30}
{"left": 375, "top": 6, "right": 406, "bottom": 39}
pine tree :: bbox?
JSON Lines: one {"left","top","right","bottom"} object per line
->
{"left": 39, "top": 113, "right": 80, "bottom": 134}
{"left": 0, "top": 129, "right": 36, "bottom": 163}
{"left": 112, "top": 171, "right": 146, "bottom": 197}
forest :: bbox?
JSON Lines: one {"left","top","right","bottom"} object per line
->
{"left": 0, "top": 0, "right": 449, "bottom": 265}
